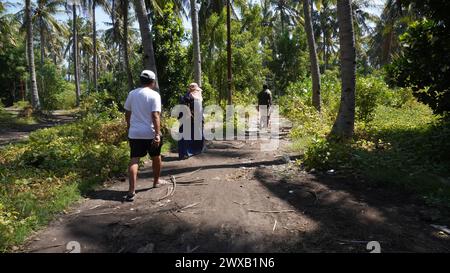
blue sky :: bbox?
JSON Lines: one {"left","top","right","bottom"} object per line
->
{"left": 7, "top": 0, "right": 385, "bottom": 34}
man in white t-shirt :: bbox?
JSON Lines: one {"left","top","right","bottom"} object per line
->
{"left": 123, "top": 70, "right": 162, "bottom": 202}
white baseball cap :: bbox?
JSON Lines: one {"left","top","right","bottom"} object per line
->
{"left": 140, "top": 70, "right": 156, "bottom": 80}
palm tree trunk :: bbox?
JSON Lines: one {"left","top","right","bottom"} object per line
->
{"left": 331, "top": 0, "right": 356, "bottom": 139}
{"left": 226, "top": 0, "right": 232, "bottom": 105}
{"left": 26, "top": 0, "right": 40, "bottom": 110}
{"left": 39, "top": 16, "right": 46, "bottom": 96}
{"left": 73, "top": 4, "right": 81, "bottom": 106}
{"left": 132, "top": 0, "right": 158, "bottom": 88}
{"left": 92, "top": 0, "right": 98, "bottom": 92}
{"left": 303, "top": 0, "right": 321, "bottom": 112}
{"left": 39, "top": 18, "right": 45, "bottom": 67}
{"left": 122, "top": 0, "right": 133, "bottom": 90}
{"left": 191, "top": 0, "right": 202, "bottom": 86}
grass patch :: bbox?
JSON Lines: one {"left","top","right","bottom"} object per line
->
{"left": 0, "top": 107, "right": 37, "bottom": 129}
{"left": 282, "top": 74, "right": 450, "bottom": 207}
{"left": 0, "top": 113, "right": 130, "bottom": 252}
{"left": 0, "top": 98, "right": 180, "bottom": 251}
{"left": 302, "top": 101, "right": 450, "bottom": 207}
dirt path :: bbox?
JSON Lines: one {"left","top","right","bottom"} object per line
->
{"left": 22, "top": 119, "right": 449, "bottom": 253}
{"left": 0, "top": 108, "right": 76, "bottom": 145}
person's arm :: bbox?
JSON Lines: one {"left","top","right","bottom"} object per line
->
{"left": 124, "top": 92, "right": 132, "bottom": 132}
{"left": 125, "top": 110, "right": 131, "bottom": 132}
{"left": 152, "top": 111, "right": 161, "bottom": 144}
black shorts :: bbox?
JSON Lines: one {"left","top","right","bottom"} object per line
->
{"left": 129, "top": 137, "right": 163, "bottom": 158}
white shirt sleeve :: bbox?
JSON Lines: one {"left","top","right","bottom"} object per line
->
{"left": 151, "top": 93, "right": 162, "bottom": 113}
{"left": 124, "top": 92, "right": 132, "bottom": 111}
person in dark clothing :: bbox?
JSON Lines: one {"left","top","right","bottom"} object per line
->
{"left": 178, "top": 83, "right": 205, "bottom": 159}
{"left": 257, "top": 84, "right": 272, "bottom": 128}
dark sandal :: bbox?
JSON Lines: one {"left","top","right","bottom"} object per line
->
{"left": 123, "top": 192, "right": 136, "bottom": 202}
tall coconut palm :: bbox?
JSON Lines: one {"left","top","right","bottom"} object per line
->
{"left": 65, "top": 3, "right": 82, "bottom": 106}
{"left": 303, "top": 0, "right": 321, "bottom": 111}
{"left": 171, "top": 0, "right": 202, "bottom": 86}
{"left": 120, "top": 0, "right": 133, "bottom": 90}
{"left": 36, "top": 0, "right": 66, "bottom": 66}
{"left": 35, "top": 0, "right": 66, "bottom": 96}
{"left": 82, "top": 0, "right": 110, "bottom": 91}
{"left": 132, "top": 0, "right": 159, "bottom": 88}
{"left": 331, "top": 0, "right": 356, "bottom": 138}
{"left": 368, "top": 0, "right": 414, "bottom": 67}
{"left": 191, "top": 0, "right": 202, "bottom": 86}
{"left": 25, "top": 0, "right": 41, "bottom": 110}
{"left": 315, "top": 0, "right": 337, "bottom": 71}
{"left": 268, "top": 0, "right": 300, "bottom": 33}
{"left": 0, "top": 2, "right": 17, "bottom": 52}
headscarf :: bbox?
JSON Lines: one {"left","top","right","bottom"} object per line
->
{"left": 189, "top": 83, "right": 203, "bottom": 101}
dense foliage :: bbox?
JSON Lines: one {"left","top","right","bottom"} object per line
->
{"left": 0, "top": 105, "right": 129, "bottom": 251}
{"left": 281, "top": 74, "right": 450, "bottom": 207}
{"left": 386, "top": 19, "right": 450, "bottom": 115}
{"left": 152, "top": 2, "right": 190, "bottom": 108}
{"left": 386, "top": 0, "right": 450, "bottom": 115}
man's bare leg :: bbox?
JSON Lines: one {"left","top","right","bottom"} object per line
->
{"left": 128, "top": 157, "right": 140, "bottom": 194}
{"left": 151, "top": 155, "right": 162, "bottom": 187}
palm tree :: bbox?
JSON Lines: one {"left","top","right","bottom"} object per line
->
{"left": 315, "top": 0, "right": 337, "bottom": 71}
{"left": 25, "top": 0, "right": 41, "bottom": 110}
{"left": 34, "top": 0, "right": 67, "bottom": 96}
{"left": 271, "top": 0, "right": 299, "bottom": 33}
{"left": 65, "top": 3, "right": 82, "bottom": 106}
{"left": 191, "top": 0, "right": 202, "bottom": 86}
{"left": 82, "top": 0, "right": 110, "bottom": 91}
{"left": 119, "top": 0, "right": 133, "bottom": 90}
{"left": 331, "top": 0, "right": 356, "bottom": 138}
{"left": 36, "top": 0, "right": 66, "bottom": 67}
{"left": 368, "top": 0, "right": 414, "bottom": 67}
{"left": 132, "top": 0, "right": 159, "bottom": 88}
{"left": 303, "top": 0, "right": 321, "bottom": 111}
{"left": 0, "top": 2, "right": 17, "bottom": 51}
{"left": 226, "top": 0, "right": 232, "bottom": 104}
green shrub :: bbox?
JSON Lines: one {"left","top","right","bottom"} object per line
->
{"left": 356, "top": 77, "right": 384, "bottom": 122}
{"left": 79, "top": 92, "right": 122, "bottom": 119}
{"left": 302, "top": 100, "right": 450, "bottom": 207}
{"left": 37, "top": 61, "right": 75, "bottom": 110}
{"left": 0, "top": 113, "right": 129, "bottom": 251}
{"left": 303, "top": 137, "right": 353, "bottom": 171}
{"left": 54, "top": 86, "right": 77, "bottom": 110}
{"left": 12, "top": 100, "right": 30, "bottom": 110}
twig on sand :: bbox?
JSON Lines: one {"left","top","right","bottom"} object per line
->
{"left": 82, "top": 212, "right": 114, "bottom": 217}
{"left": 178, "top": 183, "right": 208, "bottom": 186}
{"left": 178, "top": 202, "right": 200, "bottom": 211}
{"left": 89, "top": 205, "right": 102, "bottom": 210}
{"left": 176, "top": 179, "right": 205, "bottom": 184}
{"left": 29, "top": 244, "right": 64, "bottom": 253}
{"left": 233, "top": 201, "right": 248, "bottom": 206}
{"left": 158, "top": 176, "right": 176, "bottom": 201}
{"left": 283, "top": 227, "right": 303, "bottom": 233}
{"left": 272, "top": 220, "right": 278, "bottom": 232}
{"left": 175, "top": 168, "right": 202, "bottom": 179}
{"left": 247, "top": 209, "right": 295, "bottom": 213}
